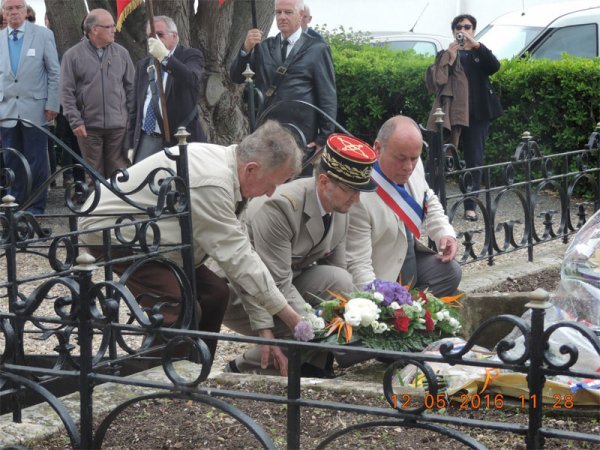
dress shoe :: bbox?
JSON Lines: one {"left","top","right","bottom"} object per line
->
{"left": 300, "top": 362, "right": 336, "bottom": 379}
{"left": 224, "top": 360, "right": 240, "bottom": 373}
{"left": 464, "top": 210, "right": 478, "bottom": 221}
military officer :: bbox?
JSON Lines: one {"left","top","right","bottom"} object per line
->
{"left": 223, "top": 134, "right": 378, "bottom": 377}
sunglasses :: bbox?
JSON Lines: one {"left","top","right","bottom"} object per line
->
{"left": 455, "top": 24, "right": 473, "bottom": 31}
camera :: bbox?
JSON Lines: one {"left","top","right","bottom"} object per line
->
{"left": 456, "top": 32, "right": 464, "bottom": 45}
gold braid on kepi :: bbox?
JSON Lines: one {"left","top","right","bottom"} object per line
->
{"left": 320, "top": 134, "right": 378, "bottom": 192}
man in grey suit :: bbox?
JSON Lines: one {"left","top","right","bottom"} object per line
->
{"left": 230, "top": 0, "right": 336, "bottom": 161}
{"left": 223, "top": 133, "right": 377, "bottom": 377}
{"left": 0, "top": 0, "right": 59, "bottom": 214}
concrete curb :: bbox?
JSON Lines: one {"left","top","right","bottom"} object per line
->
{"left": 460, "top": 253, "right": 562, "bottom": 294}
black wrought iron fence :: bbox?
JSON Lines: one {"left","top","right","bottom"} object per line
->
{"left": 0, "top": 118, "right": 599, "bottom": 449}
{"left": 424, "top": 114, "right": 600, "bottom": 266}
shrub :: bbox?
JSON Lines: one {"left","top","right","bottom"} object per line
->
{"left": 328, "top": 35, "right": 600, "bottom": 162}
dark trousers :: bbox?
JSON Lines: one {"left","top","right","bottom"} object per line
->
{"left": 133, "top": 132, "right": 164, "bottom": 164}
{"left": 460, "top": 119, "right": 490, "bottom": 211}
{"left": 1, "top": 122, "right": 49, "bottom": 214}
{"left": 414, "top": 250, "right": 462, "bottom": 297}
{"left": 110, "top": 258, "right": 229, "bottom": 359}
{"left": 55, "top": 113, "right": 85, "bottom": 182}
{"left": 77, "top": 127, "right": 128, "bottom": 179}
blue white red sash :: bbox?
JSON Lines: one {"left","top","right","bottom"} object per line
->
{"left": 371, "top": 162, "right": 424, "bottom": 238}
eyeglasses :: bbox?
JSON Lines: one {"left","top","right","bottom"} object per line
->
{"left": 3, "top": 5, "right": 24, "bottom": 11}
{"left": 332, "top": 180, "right": 357, "bottom": 195}
{"left": 96, "top": 24, "right": 116, "bottom": 29}
{"left": 149, "top": 31, "right": 171, "bottom": 38}
{"left": 455, "top": 24, "right": 472, "bottom": 31}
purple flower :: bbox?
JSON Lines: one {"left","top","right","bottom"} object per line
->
{"left": 364, "top": 279, "right": 412, "bottom": 306}
{"left": 294, "top": 321, "right": 315, "bottom": 341}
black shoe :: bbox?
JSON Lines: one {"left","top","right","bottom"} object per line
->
{"left": 300, "top": 362, "right": 336, "bottom": 379}
{"left": 464, "top": 210, "right": 478, "bottom": 221}
{"left": 224, "top": 360, "right": 240, "bottom": 373}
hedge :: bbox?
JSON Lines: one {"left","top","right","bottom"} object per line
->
{"left": 330, "top": 42, "right": 600, "bottom": 163}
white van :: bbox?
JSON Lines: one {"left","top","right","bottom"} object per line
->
{"left": 476, "top": 0, "right": 600, "bottom": 59}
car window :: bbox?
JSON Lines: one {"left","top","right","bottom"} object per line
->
{"left": 532, "top": 24, "right": 598, "bottom": 59}
{"left": 383, "top": 40, "right": 438, "bottom": 56}
{"left": 477, "top": 25, "right": 544, "bottom": 59}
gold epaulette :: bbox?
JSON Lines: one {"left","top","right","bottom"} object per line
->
{"left": 280, "top": 192, "right": 298, "bottom": 211}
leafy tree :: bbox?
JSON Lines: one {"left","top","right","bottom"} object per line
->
{"left": 45, "top": 0, "right": 275, "bottom": 143}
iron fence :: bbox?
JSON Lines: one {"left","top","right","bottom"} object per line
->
{"left": 424, "top": 114, "right": 600, "bottom": 266}
{"left": 0, "top": 118, "right": 599, "bottom": 449}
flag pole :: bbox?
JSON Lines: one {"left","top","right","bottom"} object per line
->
{"left": 145, "top": 0, "right": 171, "bottom": 142}
{"left": 251, "top": 0, "right": 257, "bottom": 28}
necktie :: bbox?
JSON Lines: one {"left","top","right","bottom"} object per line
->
{"left": 400, "top": 224, "right": 417, "bottom": 288}
{"left": 10, "top": 30, "right": 18, "bottom": 41}
{"left": 281, "top": 39, "right": 289, "bottom": 62}
{"left": 322, "top": 213, "right": 332, "bottom": 238}
{"left": 143, "top": 68, "right": 159, "bottom": 134}
{"left": 235, "top": 198, "right": 248, "bottom": 216}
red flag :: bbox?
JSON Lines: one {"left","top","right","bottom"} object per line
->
{"left": 116, "top": 0, "right": 143, "bottom": 31}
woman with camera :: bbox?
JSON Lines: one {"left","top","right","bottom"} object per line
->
{"left": 426, "top": 14, "right": 503, "bottom": 221}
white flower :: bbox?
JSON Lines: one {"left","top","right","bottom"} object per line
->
{"left": 389, "top": 302, "right": 401, "bottom": 310}
{"left": 436, "top": 310, "right": 450, "bottom": 321}
{"left": 414, "top": 302, "right": 423, "bottom": 313}
{"left": 448, "top": 317, "right": 461, "bottom": 330}
{"left": 307, "top": 315, "right": 325, "bottom": 330}
{"left": 343, "top": 310, "right": 362, "bottom": 327}
{"left": 373, "top": 292, "right": 385, "bottom": 303}
{"left": 374, "top": 322, "right": 388, "bottom": 334}
{"left": 344, "top": 297, "right": 380, "bottom": 327}
{"left": 303, "top": 303, "right": 313, "bottom": 313}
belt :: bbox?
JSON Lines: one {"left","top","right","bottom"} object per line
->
{"left": 143, "top": 130, "right": 162, "bottom": 138}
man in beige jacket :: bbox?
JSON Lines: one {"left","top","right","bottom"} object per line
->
{"left": 79, "top": 121, "right": 304, "bottom": 369}
{"left": 224, "top": 134, "right": 378, "bottom": 377}
{"left": 347, "top": 116, "right": 461, "bottom": 297}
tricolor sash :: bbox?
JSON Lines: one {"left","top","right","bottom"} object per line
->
{"left": 371, "top": 162, "right": 425, "bottom": 238}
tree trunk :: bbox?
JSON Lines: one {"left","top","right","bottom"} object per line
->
{"left": 44, "top": 0, "right": 87, "bottom": 58}
{"left": 45, "top": 0, "right": 274, "bottom": 144}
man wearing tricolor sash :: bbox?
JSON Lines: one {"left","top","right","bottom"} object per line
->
{"left": 347, "top": 116, "right": 461, "bottom": 297}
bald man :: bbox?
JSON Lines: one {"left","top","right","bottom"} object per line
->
{"left": 346, "top": 115, "right": 462, "bottom": 297}
{"left": 61, "top": 8, "right": 134, "bottom": 179}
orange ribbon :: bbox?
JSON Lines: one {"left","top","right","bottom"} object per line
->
{"left": 480, "top": 368, "right": 501, "bottom": 394}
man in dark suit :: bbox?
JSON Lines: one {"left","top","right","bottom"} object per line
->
{"left": 301, "top": 3, "right": 324, "bottom": 42}
{"left": 230, "top": 0, "right": 336, "bottom": 161}
{"left": 129, "top": 15, "right": 207, "bottom": 164}
{"left": 0, "top": 0, "right": 60, "bottom": 214}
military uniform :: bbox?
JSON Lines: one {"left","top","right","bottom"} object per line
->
{"left": 224, "top": 134, "right": 378, "bottom": 375}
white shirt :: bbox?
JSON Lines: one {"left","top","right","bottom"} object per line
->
{"left": 281, "top": 27, "right": 303, "bottom": 58}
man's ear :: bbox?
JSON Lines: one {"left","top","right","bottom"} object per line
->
{"left": 244, "top": 161, "right": 260, "bottom": 175}
{"left": 373, "top": 140, "right": 382, "bottom": 158}
{"left": 316, "top": 173, "right": 330, "bottom": 190}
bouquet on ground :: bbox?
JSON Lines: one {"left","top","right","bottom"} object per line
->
{"left": 296, "top": 280, "right": 463, "bottom": 352}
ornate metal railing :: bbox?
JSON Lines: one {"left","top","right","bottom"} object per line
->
{"left": 425, "top": 111, "right": 600, "bottom": 266}
{"left": 1, "top": 118, "right": 599, "bottom": 449}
